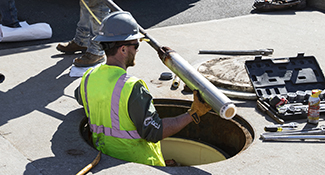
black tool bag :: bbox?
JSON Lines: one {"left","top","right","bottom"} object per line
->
{"left": 252, "top": 0, "right": 306, "bottom": 12}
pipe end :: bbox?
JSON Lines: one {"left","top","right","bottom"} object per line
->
{"left": 220, "top": 103, "right": 237, "bottom": 120}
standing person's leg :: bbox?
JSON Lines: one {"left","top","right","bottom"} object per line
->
{"left": 85, "top": 0, "right": 110, "bottom": 56}
{"left": 73, "top": 0, "right": 92, "bottom": 50}
{"left": 56, "top": 0, "right": 89, "bottom": 54}
{"left": 73, "top": 0, "right": 110, "bottom": 67}
{"left": 0, "top": 0, "right": 20, "bottom": 28}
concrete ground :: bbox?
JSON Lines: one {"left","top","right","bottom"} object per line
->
{"left": 1, "top": 3, "right": 325, "bottom": 175}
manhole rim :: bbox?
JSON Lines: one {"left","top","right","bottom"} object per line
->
{"left": 79, "top": 98, "right": 255, "bottom": 166}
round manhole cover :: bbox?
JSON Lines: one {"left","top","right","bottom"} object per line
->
{"left": 197, "top": 56, "right": 255, "bottom": 93}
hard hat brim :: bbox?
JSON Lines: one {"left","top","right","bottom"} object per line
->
{"left": 93, "top": 33, "right": 144, "bottom": 42}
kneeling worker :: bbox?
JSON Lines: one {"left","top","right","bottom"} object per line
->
{"left": 75, "top": 11, "right": 212, "bottom": 166}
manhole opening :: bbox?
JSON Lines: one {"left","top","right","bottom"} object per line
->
{"left": 79, "top": 98, "right": 254, "bottom": 166}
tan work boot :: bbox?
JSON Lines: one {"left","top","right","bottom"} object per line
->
{"left": 73, "top": 52, "right": 105, "bottom": 67}
{"left": 56, "top": 40, "right": 87, "bottom": 54}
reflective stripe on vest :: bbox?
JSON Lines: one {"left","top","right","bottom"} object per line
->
{"left": 84, "top": 71, "right": 141, "bottom": 139}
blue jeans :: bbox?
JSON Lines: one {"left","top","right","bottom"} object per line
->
{"left": 74, "top": 0, "right": 110, "bottom": 56}
{"left": 0, "top": 0, "right": 20, "bottom": 27}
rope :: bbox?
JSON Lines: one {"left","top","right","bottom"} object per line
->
{"left": 80, "top": 0, "right": 102, "bottom": 25}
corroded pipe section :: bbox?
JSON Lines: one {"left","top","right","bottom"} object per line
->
{"left": 104, "top": 0, "right": 236, "bottom": 119}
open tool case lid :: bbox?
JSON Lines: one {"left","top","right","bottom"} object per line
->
{"left": 245, "top": 53, "right": 325, "bottom": 120}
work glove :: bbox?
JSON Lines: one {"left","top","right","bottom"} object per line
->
{"left": 158, "top": 46, "right": 175, "bottom": 60}
{"left": 188, "top": 90, "right": 212, "bottom": 124}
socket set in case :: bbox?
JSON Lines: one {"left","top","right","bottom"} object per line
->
{"left": 245, "top": 53, "right": 325, "bottom": 121}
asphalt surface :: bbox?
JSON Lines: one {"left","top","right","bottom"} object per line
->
{"left": 0, "top": 0, "right": 255, "bottom": 50}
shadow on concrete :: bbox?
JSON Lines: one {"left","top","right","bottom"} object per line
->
{"left": 0, "top": 0, "right": 199, "bottom": 50}
{"left": 0, "top": 44, "right": 51, "bottom": 57}
{"left": 0, "top": 51, "right": 77, "bottom": 126}
{"left": 153, "top": 166, "right": 212, "bottom": 175}
{"left": 234, "top": 99, "right": 256, "bottom": 108}
{"left": 23, "top": 108, "right": 123, "bottom": 175}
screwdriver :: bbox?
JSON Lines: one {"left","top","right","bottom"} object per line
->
{"left": 264, "top": 126, "right": 296, "bottom": 132}
{"left": 264, "top": 122, "right": 298, "bottom": 132}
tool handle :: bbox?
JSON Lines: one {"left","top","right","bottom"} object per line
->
{"left": 76, "top": 151, "right": 101, "bottom": 175}
{"left": 264, "top": 126, "right": 282, "bottom": 132}
{"left": 257, "top": 99, "right": 284, "bottom": 124}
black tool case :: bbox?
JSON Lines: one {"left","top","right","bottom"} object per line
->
{"left": 245, "top": 53, "right": 325, "bottom": 121}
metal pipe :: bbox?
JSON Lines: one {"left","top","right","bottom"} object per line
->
{"left": 261, "top": 135, "right": 325, "bottom": 141}
{"left": 261, "top": 128, "right": 325, "bottom": 136}
{"left": 104, "top": 0, "right": 237, "bottom": 119}
{"left": 199, "top": 49, "right": 274, "bottom": 56}
{"left": 164, "top": 52, "right": 236, "bottom": 119}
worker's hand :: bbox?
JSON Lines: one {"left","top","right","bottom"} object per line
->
{"left": 188, "top": 90, "right": 212, "bottom": 124}
{"left": 158, "top": 46, "right": 174, "bottom": 60}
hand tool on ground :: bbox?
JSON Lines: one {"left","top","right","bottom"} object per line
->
{"left": 260, "top": 125, "right": 325, "bottom": 141}
{"left": 270, "top": 122, "right": 298, "bottom": 128}
{"left": 278, "top": 102, "right": 325, "bottom": 113}
{"left": 262, "top": 125, "right": 325, "bottom": 136}
{"left": 264, "top": 122, "right": 298, "bottom": 132}
{"left": 76, "top": 151, "right": 101, "bottom": 175}
{"left": 264, "top": 127, "right": 296, "bottom": 132}
{"left": 257, "top": 99, "right": 284, "bottom": 124}
{"left": 104, "top": 0, "right": 237, "bottom": 120}
{"left": 262, "top": 135, "right": 325, "bottom": 140}
{"left": 199, "top": 48, "right": 274, "bottom": 56}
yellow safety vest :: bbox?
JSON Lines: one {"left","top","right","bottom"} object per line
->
{"left": 80, "top": 64, "right": 165, "bottom": 166}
